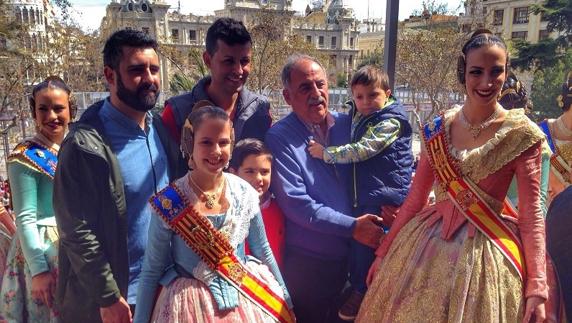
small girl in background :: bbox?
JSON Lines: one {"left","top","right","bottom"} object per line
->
{"left": 229, "top": 138, "right": 286, "bottom": 268}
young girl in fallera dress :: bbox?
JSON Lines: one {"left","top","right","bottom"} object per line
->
{"left": 134, "top": 106, "right": 293, "bottom": 323}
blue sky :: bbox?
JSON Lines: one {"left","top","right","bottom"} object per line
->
{"left": 67, "top": 0, "right": 464, "bottom": 32}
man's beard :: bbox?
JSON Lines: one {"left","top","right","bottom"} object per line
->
{"left": 116, "top": 73, "right": 160, "bottom": 112}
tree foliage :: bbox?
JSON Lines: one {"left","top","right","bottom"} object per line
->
{"left": 160, "top": 45, "right": 208, "bottom": 95}
{"left": 169, "top": 73, "right": 196, "bottom": 94}
{"left": 0, "top": 6, "right": 103, "bottom": 123}
{"left": 247, "top": 10, "right": 328, "bottom": 93}
{"left": 357, "top": 39, "right": 383, "bottom": 69}
{"left": 396, "top": 27, "right": 464, "bottom": 119}
{"left": 530, "top": 48, "right": 572, "bottom": 120}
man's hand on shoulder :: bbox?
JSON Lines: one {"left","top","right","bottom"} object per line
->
{"left": 353, "top": 214, "right": 384, "bottom": 248}
{"left": 100, "top": 296, "right": 132, "bottom": 323}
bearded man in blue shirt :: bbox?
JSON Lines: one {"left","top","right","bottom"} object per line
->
{"left": 53, "top": 29, "right": 185, "bottom": 323}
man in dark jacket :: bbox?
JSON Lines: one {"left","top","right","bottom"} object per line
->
{"left": 546, "top": 185, "right": 572, "bottom": 320}
{"left": 53, "top": 30, "right": 185, "bottom": 323}
{"left": 162, "top": 17, "right": 271, "bottom": 143}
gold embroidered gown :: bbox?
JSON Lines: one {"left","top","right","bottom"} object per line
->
{"left": 542, "top": 119, "right": 572, "bottom": 196}
{"left": 356, "top": 107, "right": 548, "bottom": 323}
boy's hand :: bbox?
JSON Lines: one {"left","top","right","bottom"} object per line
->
{"left": 307, "top": 140, "right": 325, "bottom": 160}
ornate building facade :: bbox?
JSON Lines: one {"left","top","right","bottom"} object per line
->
{"left": 5, "top": 0, "right": 53, "bottom": 54}
{"left": 100, "top": 0, "right": 360, "bottom": 91}
{"left": 459, "top": 0, "right": 556, "bottom": 43}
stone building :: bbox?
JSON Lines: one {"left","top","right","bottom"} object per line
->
{"left": 5, "top": 0, "right": 53, "bottom": 55}
{"left": 358, "top": 18, "right": 383, "bottom": 60}
{"left": 99, "top": 0, "right": 360, "bottom": 91}
{"left": 459, "top": 0, "right": 557, "bottom": 43}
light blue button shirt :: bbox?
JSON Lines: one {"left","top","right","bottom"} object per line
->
{"left": 99, "top": 99, "right": 170, "bottom": 304}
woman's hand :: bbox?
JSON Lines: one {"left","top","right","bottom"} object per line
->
{"left": 522, "top": 296, "right": 545, "bottom": 323}
{"left": 366, "top": 256, "right": 382, "bottom": 287}
{"left": 31, "top": 271, "right": 56, "bottom": 308}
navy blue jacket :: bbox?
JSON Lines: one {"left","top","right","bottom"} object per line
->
{"left": 165, "top": 76, "right": 271, "bottom": 142}
{"left": 351, "top": 99, "right": 413, "bottom": 209}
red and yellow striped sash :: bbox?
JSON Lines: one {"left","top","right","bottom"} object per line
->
{"left": 151, "top": 185, "right": 294, "bottom": 323}
{"left": 423, "top": 117, "right": 525, "bottom": 280}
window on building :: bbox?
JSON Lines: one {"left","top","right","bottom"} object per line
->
{"left": 331, "top": 36, "right": 337, "bottom": 49}
{"left": 142, "top": 27, "right": 149, "bottom": 34}
{"left": 306, "top": 35, "right": 312, "bottom": 43}
{"left": 511, "top": 31, "right": 528, "bottom": 40}
{"left": 539, "top": 29, "right": 550, "bottom": 40}
{"left": 15, "top": 8, "right": 22, "bottom": 24}
{"left": 189, "top": 30, "right": 197, "bottom": 41}
{"left": 350, "top": 37, "right": 354, "bottom": 47}
{"left": 513, "top": 7, "right": 529, "bottom": 24}
{"left": 171, "top": 29, "right": 179, "bottom": 42}
{"left": 318, "top": 36, "right": 324, "bottom": 48}
{"left": 493, "top": 9, "right": 504, "bottom": 26}
{"left": 22, "top": 8, "right": 29, "bottom": 24}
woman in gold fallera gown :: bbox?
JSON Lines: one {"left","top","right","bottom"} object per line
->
{"left": 538, "top": 71, "right": 572, "bottom": 203}
{"left": 356, "top": 30, "right": 548, "bottom": 323}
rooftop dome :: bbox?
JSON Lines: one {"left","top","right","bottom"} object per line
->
{"left": 327, "top": 0, "right": 354, "bottom": 23}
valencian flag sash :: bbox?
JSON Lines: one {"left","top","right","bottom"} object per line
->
{"left": 150, "top": 185, "right": 294, "bottom": 323}
{"left": 8, "top": 141, "right": 58, "bottom": 179}
{"left": 539, "top": 120, "right": 571, "bottom": 185}
{"left": 422, "top": 115, "right": 525, "bottom": 280}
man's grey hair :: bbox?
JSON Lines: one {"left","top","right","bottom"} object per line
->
{"left": 281, "top": 53, "right": 327, "bottom": 88}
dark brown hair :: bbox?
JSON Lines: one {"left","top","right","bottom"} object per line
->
{"left": 229, "top": 138, "right": 272, "bottom": 171}
{"left": 558, "top": 71, "right": 572, "bottom": 112}
{"left": 457, "top": 29, "right": 508, "bottom": 84}
{"left": 350, "top": 65, "right": 390, "bottom": 91}
{"left": 29, "top": 76, "right": 77, "bottom": 119}
{"left": 180, "top": 105, "right": 234, "bottom": 158}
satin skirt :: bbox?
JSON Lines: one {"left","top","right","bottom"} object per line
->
{"left": 356, "top": 213, "right": 524, "bottom": 323}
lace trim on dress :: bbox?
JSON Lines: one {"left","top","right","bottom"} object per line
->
{"left": 444, "top": 107, "right": 544, "bottom": 183}
{"left": 431, "top": 107, "right": 544, "bottom": 209}
{"left": 170, "top": 173, "right": 259, "bottom": 287}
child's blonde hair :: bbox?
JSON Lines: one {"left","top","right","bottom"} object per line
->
{"left": 350, "top": 65, "right": 390, "bottom": 92}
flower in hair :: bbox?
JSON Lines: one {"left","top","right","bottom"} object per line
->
{"left": 557, "top": 94, "right": 564, "bottom": 108}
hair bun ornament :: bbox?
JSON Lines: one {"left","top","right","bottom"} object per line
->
{"left": 558, "top": 71, "right": 572, "bottom": 111}
{"left": 180, "top": 117, "right": 195, "bottom": 158}
{"left": 499, "top": 72, "right": 528, "bottom": 110}
{"left": 193, "top": 100, "right": 216, "bottom": 111}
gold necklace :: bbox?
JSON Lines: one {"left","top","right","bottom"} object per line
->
{"left": 459, "top": 106, "right": 501, "bottom": 139}
{"left": 188, "top": 174, "right": 224, "bottom": 209}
